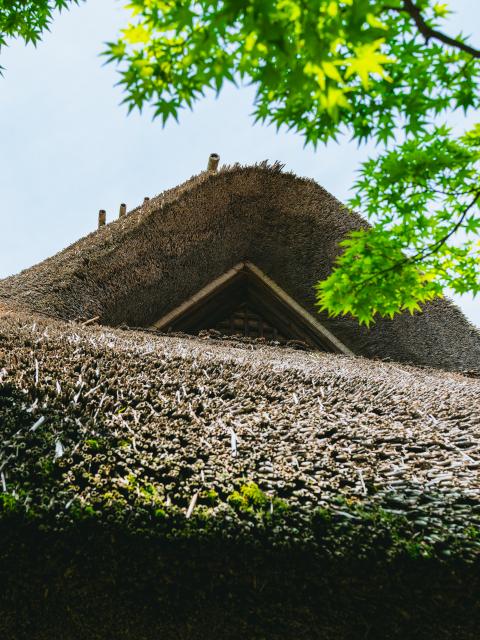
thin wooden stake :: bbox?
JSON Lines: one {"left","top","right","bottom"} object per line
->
{"left": 358, "top": 469, "right": 367, "bottom": 495}
{"left": 98, "top": 209, "right": 106, "bottom": 228}
{"left": 207, "top": 153, "right": 220, "bottom": 172}
{"left": 30, "top": 416, "right": 45, "bottom": 432}
{"left": 186, "top": 492, "right": 198, "bottom": 519}
{"left": 230, "top": 428, "right": 238, "bottom": 457}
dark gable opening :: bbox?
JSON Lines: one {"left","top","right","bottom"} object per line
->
{"left": 151, "top": 262, "right": 352, "bottom": 354}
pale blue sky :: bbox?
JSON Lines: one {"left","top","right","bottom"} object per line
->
{"left": 0, "top": 0, "right": 478, "bottom": 326}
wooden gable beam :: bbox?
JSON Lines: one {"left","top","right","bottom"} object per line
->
{"left": 151, "top": 261, "right": 353, "bottom": 356}
{"left": 243, "top": 262, "right": 353, "bottom": 356}
{"left": 151, "top": 262, "right": 246, "bottom": 331}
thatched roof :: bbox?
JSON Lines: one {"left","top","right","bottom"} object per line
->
{"left": 1, "top": 163, "right": 479, "bottom": 637}
{"left": 0, "top": 163, "right": 478, "bottom": 372}
{"left": 0, "top": 308, "right": 479, "bottom": 636}
{"left": 1, "top": 310, "right": 478, "bottom": 548}
{"left": 0, "top": 312, "right": 480, "bottom": 640}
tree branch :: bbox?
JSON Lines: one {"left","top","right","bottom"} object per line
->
{"left": 387, "top": 0, "right": 480, "bottom": 58}
{"left": 412, "top": 191, "right": 480, "bottom": 261}
{"left": 352, "top": 190, "right": 480, "bottom": 291}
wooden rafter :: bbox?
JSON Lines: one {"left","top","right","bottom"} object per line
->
{"left": 151, "top": 261, "right": 353, "bottom": 355}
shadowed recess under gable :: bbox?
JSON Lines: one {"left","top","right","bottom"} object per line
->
{"left": 151, "top": 262, "right": 352, "bottom": 354}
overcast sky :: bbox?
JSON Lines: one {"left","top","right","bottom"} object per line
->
{"left": 0, "top": 0, "right": 478, "bottom": 327}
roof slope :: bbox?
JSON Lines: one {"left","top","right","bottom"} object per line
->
{"left": 0, "top": 163, "right": 479, "bottom": 371}
{"left": 1, "top": 310, "right": 479, "bottom": 637}
{"left": 0, "top": 311, "right": 478, "bottom": 559}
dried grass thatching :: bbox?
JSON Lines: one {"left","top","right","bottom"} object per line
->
{"left": 1, "top": 163, "right": 479, "bottom": 637}
{"left": 0, "top": 305, "right": 479, "bottom": 637}
{"left": 1, "top": 310, "right": 478, "bottom": 528}
{"left": 0, "top": 164, "right": 478, "bottom": 372}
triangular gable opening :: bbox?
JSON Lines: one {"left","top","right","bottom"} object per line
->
{"left": 151, "top": 262, "right": 352, "bottom": 354}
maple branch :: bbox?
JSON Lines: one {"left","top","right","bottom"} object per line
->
{"left": 352, "top": 190, "right": 480, "bottom": 291}
{"left": 387, "top": 0, "right": 480, "bottom": 58}
{"left": 412, "top": 191, "right": 480, "bottom": 261}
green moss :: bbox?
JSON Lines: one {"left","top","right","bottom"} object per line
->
{"left": 85, "top": 438, "right": 101, "bottom": 451}
{"left": 100, "top": 491, "right": 127, "bottom": 507}
{"left": 313, "top": 507, "right": 333, "bottom": 524}
{"left": 465, "top": 525, "right": 479, "bottom": 540}
{"left": 0, "top": 492, "right": 22, "bottom": 514}
{"left": 139, "top": 482, "right": 163, "bottom": 505}
{"left": 36, "top": 456, "right": 54, "bottom": 478}
{"left": 226, "top": 490, "right": 244, "bottom": 511}
{"left": 69, "top": 502, "right": 97, "bottom": 520}
{"left": 241, "top": 482, "right": 269, "bottom": 508}
{"left": 228, "top": 482, "right": 289, "bottom": 516}
{"left": 402, "top": 540, "right": 433, "bottom": 559}
{"left": 201, "top": 488, "right": 219, "bottom": 506}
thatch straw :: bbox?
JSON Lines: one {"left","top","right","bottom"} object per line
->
{"left": 0, "top": 164, "right": 478, "bottom": 372}
{"left": 0, "top": 310, "right": 478, "bottom": 545}
{"left": 0, "top": 309, "right": 478, "bottom": 637}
